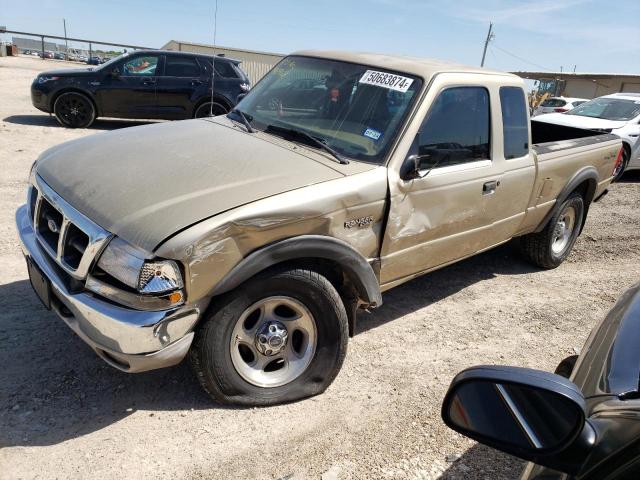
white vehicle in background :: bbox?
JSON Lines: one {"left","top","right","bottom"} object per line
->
{"left": 534, "top": 93, "right": 640, "bottom": 179}
{"left": 532, "top": 96, "right": 588, "bottom": 116}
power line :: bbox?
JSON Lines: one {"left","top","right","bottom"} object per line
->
{"left": 491, "top": 44, "right": 553, "bottom": 72}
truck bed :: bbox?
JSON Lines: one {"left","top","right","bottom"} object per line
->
{"left": 531, "top": 120, "right": 619, "bottom": 156}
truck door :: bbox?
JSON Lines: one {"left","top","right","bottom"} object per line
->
{"left": 155, "top": 55, "right": 205, "bottom": 120}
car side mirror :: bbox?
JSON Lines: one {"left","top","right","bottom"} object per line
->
{"left": 441, "top": 366, "right": 595, "bottom": 475}
{"left": 400, "top": 153, "right": 439, "bottom": 180}
{"left": 110, "top": 68, "right": 120, "bottom": 78}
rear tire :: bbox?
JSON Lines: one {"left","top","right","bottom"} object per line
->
{"left": 517, "top": 192, "right": 584, "bottom": 269}
{"left": 53, "top": 92, "right": 96, "bottom": 128}
{"left": 194, "top": 100, "right": 228, "bottom": 118}
{"left": 613, "top": 145, "right": 630, "bottom": 182}
{"left": 190, "top": 268, "right": 349, "bottom": 406}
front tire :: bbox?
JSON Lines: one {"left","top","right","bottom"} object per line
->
{"left": 190, "top": 268, "right": 349, "bottom": 406}
{"left": 517, "top": 192, "right": 584, "bottom": 269}
{"left": 53, "top": 92, "right": 96, "bottom": 128}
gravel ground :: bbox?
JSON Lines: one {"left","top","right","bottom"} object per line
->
{"left": 1, "top": 55, "right": 639, "bottom": 480}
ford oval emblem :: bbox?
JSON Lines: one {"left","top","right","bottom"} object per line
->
{"left": 48, "top": 219, "right": 59, "bottom": 233}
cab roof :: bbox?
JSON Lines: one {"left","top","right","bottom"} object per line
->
{"left": 293, "top": 50, "right": 519, "bottom": 82}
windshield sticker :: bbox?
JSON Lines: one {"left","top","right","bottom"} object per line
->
{"left": 363, "top": 128, "right": 382, "bottom": 141}
{"left": 359, "top": 70, "right": 414, "bottom": 93}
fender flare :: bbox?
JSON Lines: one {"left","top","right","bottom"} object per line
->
{"left": 210, "top": 235, "right": 383, "bottom": 307}
{"left": 534, "top": 166, "right": 598, "bottom": 234}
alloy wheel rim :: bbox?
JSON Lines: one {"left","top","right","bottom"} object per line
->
{"left": 230, "top": 296, "right": 317, "bottom": 388}
{"left": 58, "top": 96, "right": 90, "bottom": 127}
{"left": 195, "top": 102, "right": 227, "bottom": 118}
{"left": 551, "top": 206, "right": 576, "bottom": 254}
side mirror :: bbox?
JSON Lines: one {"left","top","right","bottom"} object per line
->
{"left": 400, "top": 153, "right": 438, "bottom": 180}
{"left": 441, "top": 366, "right": 595, "bottom": 475}
{"left": 109, "top": 67, "right": 120, "bottom": 78}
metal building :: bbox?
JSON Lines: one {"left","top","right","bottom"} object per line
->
{"left": 513, "top": 71, "right": 640, "bottom": 99}
{"left": 162, "top": 40, "right": 284, "bottom": 84}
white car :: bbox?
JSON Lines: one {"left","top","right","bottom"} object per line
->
{"left": 534, "top": 93, "right": 640, "bottom": 178}
{"left": 532, "top": 96, "right": 588, "bottom": 117}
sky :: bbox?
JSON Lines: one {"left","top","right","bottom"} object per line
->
{"left": 1, "top": 0, "right": 639, "bottom": 74}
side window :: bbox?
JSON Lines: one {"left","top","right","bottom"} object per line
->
{"left": 214, "top": 61, "right": 239, "bottom": 79}
{"left": 121, "top": 55, "right": 159, "bottom": 76}
{"left": 164, "top": 56, "right": 201, "bottom": 77}
{"left": 418, "top": 87, "right": 490, "bottom": 169}
{"left": 500, "top": 87, "right": 529, "bottom": 159}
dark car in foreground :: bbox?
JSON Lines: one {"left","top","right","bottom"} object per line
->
{"left": 442, "top": 282, "right": 640, "bottom": 479}
{"left": 31, "top": 50, "right": 251, "bottom": 128}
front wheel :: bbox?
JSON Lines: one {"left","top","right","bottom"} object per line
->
{"left": 517, "top": 192, "right": 584, "bottom": 269}
{"left": 53, "top": 92, "right": 96, "bottom": 128}
{"left": 190, "top": 268, "right": 349, "bottom": 406}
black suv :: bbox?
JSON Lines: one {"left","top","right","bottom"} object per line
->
{"left": 31, "top": 50, "right": 251, "bottom": 128}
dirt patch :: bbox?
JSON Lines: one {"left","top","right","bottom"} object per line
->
{"left": 1, "top": 55, "right": 639, "bottom": 480}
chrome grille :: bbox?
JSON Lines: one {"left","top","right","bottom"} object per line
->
{"left": 29, "top": 175, "right": 111, "bottom": 280}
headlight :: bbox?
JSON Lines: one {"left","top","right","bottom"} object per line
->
{"left": 37, "top": 76, "right": 60, "bottom": 83}
{"left": 95, "top": 237, "right": 184, "bottom": 298}
{"left": 239, "top": 82, "right": 251, "bottom": 92}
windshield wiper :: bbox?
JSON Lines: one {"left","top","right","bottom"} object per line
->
{"left": 265, "top": 124, "right": 349, "bottom": 165}
{"left": 230, "top": 109, "right": 254, "bottom": 133}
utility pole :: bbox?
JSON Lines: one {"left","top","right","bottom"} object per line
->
{"left": 63, "top": 18, "right": 68, "bottom": 56}
{"left": 480, "top": 22, "right": 493, "bottom": 67}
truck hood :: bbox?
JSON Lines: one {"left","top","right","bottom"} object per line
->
{"left": 534, "top": 113, "right": 628, "bottom": 131}
{"left": 35, "top": 118, "right": 350, "bottom": 251}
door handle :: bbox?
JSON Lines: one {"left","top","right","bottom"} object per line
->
{"left": 142, "top": 78, "right": 156, "bottom": 86}
{"left": 191, "top": 79, "right": 203, "bottom": 86}
{"left": 482, "top": 180, "right": 499, "bottom": 195}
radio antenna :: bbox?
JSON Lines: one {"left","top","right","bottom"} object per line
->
{"left": 210, "top": 0, "right": 219, "bottom": 116}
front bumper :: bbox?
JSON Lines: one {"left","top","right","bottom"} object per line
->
{"left": 31, "top": 83, "right": 52, "bottom": 113}
{"left": 16, "top": 204, "right": 200, "bottom": 372}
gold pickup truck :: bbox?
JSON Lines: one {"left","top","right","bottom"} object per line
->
{"left": 16, "top": 51, "right": 623, "bottom": 405}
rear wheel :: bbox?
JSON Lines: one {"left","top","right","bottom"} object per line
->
{"left": 194, "top": 101, "right": 228, "bottom": 118}
{"left": 190, "top": 268, "right": 349, "bottom": 406}
{"left": 53, "top": 92, "right": 96, "bottom": 128}
{"left": 613, "top": 145, "right": 630, "bottom": 182}
{"left": 517, "top": 192, "right": 584, "bottom": 269}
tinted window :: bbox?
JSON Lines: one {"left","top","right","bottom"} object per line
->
{"left": 214, "top": 61, "right": 239, "bottom": 78}
{"left": 164, "top": 56, "right": 200, "bottom": 77}
{"left": 541, "top": 98, "right": 566, "bottom": 107}
{"left": 121, "top": 55, "right": 158, "bottom": 76}
{"left": 418, "top": 87, "right": 490, "bottom": 168}
{"left": 500, "top": 87, "right": 529, "bottom": 159}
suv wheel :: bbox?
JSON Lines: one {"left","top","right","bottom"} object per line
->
{"left": 194, "top": 101, "right": 228, "bottom": 118}
{"left": 517, "top": 192, "right": 584, "bottom": 269}
{"left": 53, "top": 92, "right": 96, "bottom": 128}
{"left": 190, "top": 268, "right": 349, "bottom": 406}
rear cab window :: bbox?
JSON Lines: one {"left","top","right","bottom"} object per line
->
{"left": 417, "top": 86, "right": 491, "bottom": 169}
{"left": 500, "top": 86, "right": 529, "bottom": 159}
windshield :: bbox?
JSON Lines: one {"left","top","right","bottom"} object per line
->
{"left": 233, "top": 56, "right": 423, "bottom": 164}
{"left": 567, "top": 97, "right": 640, "bottom": 121}
{"left": 98, "top": 52, "right": 128, "bottom": 70}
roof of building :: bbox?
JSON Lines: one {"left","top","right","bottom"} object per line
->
{"left": 513, "top": 71, "right": 640, "bottom": 80}
{"left": 294, "top": 50, "right": 518, "bottom": 80}
{"left": 162, "top": 40, "right": 284, "bottom": 58}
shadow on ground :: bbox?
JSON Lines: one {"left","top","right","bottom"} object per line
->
{"left": 0, "top": 243, "right": 535, "bottom": 448}
{"left": 438, "top": 444, "right": 524, "bottom": 479}
{"left": 3, "top": 114, "right": 156, "bottom": 130}
{"left": 357, "top": 242, "right": 536, "bottom": 334}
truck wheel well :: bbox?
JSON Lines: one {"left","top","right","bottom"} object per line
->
{"left": 51, "top": 88, "right": 99, "bottom": 116}
{"left": 571, "top": 178, "right": 597, "bottom": 234}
